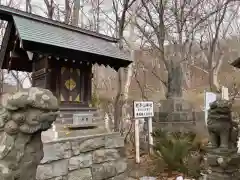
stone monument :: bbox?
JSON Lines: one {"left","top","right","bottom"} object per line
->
{"left": 0, "top": 87, "right": 59, "bottom": 180}
{"left": 154, "top": 63, "right": 195, "bottom": 132}
{"left": 206, "top": 100, "right": 240, "bottom": 180}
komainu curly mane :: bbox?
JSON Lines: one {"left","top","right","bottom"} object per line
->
{"left": 0, "top": 87, "right": 59, "bottom": 180}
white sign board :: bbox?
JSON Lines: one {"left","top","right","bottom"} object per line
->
{"left": 221, "top": 86, "right": 229, "bottom": 100}
{"left": 204, "top": 92, "right": 217, "bottom": 125}
{"left": 205, "top": 92, "right": 217, "bottom": 110}
{"left": 133, "top": 101, "right": 154, "bottom": 118}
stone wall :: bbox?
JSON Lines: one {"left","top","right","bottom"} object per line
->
{"left": 36, "top": 133, "right": 127, "bottom": 180}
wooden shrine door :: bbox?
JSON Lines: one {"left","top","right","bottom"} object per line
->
{"left": 60, "top": 67, "right": 81, "bottom": 103}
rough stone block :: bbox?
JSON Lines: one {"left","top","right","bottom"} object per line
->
{"left": 41, "top": 142, "right": 72, "bottom": 163}
{"left": 36, "top": 164, "right": 53, "bottom": 180}
{"left": 115, "top": 159, "right": 127, "bottom": 174}
{"left": 108, "top": 173, "right": 128, "bottom": 180}
{"left": 159, "top": 99, "right": 192, "bottom": 112}
{"left": 93, "top": 149, "right": 120, "bottom": 164}
{"left": 117, "top": 147, "right": 126, "bottom": 157}
{"left": 91, "top": 159, "right": 127, "bottom": 180}
{"left": 105, "top": 135, "right": 124, "bottom": 149}
{"left": 153, "top": 112, "right": 168, "bottom": 122}
{"left": 68, "top": 153, "right": 93, "bottom": 170}
{"left": 79, "top": 137, "right": 105, "bottom": 153}
{"left": 36, "top": 159, "right": 68, "bottom": 180}
{"left": 68, "top": 168, "right": 92, "bottom": 180}
{"left": 166, "top": 112, "right": 192, "bottom": 122}
{"left": 49, "top": 176, "right": 67, "bottom": 180}
{"left": 71, "top": 141, "right": 81, "bottom": 156}
{"left": 140, "top": 177, "right": 156, "bottom": 180}
{"left": 92, "top": 161, "right": 116, "bottom": 180}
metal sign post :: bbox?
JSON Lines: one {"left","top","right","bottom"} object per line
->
{"left": 133, "top": 101, "right": 154, "bottom": 164}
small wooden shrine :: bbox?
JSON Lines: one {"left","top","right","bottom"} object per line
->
{"left": 0, "top": 6, "right": 131, "bottom": 124}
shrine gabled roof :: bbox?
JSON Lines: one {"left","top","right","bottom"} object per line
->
{"left": 0, "top": 5, "right": 131, "bottom": 70}
{"left": 13, "top": 15, "right": 130, "bottom": 61}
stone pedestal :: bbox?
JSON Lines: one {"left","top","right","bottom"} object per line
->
{"left": 206, "top": 149, "right": 240, "bottom": 180}
{"left": 154, "top": 98, "right": 195, "bottom": 132}
{"left": 205, "top": 100, "right": 240, "bottom": 180}
{"left": 57, "top": 107, "right": 97, "bottom": 124}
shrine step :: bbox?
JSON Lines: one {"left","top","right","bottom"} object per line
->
{"left": 56, "top": 107, "right": 97, "bottom": 124}
{"left": 56, "top": 111, "right": 104, "bottom": 126}
{"left": 56, "top": 117, "right": 105, "bottom": 125}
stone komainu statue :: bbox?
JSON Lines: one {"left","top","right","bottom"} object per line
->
{"left": 0, "top": 87, "right": 59, "bottom": 180}
{"left": 207, "top": 100, "right": 238, "bottom": 150}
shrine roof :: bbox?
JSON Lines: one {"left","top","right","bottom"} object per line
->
{"left": 0, "top": 5, "right": 131, "bottom": 70}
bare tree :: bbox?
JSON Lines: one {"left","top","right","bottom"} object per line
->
{"left": 64, "top": 0, "right": 72, "bottom": 24}
{"left": 197, "top": 0, "right": 239, "bottom": 92}
{"left": 135, "top": 0, "right": 235, "bottom": 98}
{"left": 26, "top": 0, "right": 32, "bottom": 13}
{"left": 111, "top": 0, "right": 136, "bottom": 132}
{"left": 44, "top": 0, "right": 55, "bottom": 19}
{"left": 72, "top": 0, "right": 80, "bottom": 26}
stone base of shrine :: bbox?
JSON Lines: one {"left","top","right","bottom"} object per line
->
{"left": 56, "top": 106, "right": 97, "bottom": 124}
{"left": 37, "top": 132, "right": 127, "bottom": 180}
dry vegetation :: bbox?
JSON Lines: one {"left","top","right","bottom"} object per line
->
{"left": 125, "top": 129, "right": 209, "bottom": 179}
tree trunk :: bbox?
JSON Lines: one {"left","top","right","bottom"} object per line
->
{"left": 26, "top": 0, "right": 32, "bottom": 13}
{"left": 114, "top": 68, "right": 124, "bottom": 132}
{"left": 72, "top": 0, "right": 80, "bottom": 26}
{"left": 209, "top": 68, "right": 221, "bottom": 92}
{"left": 44, "top": 0, "right": 54, "bottom": 19}
{"left": 209, "top": 54, "right": 223, "bottom": 92}
{"left": 64, "top": 0, "right": 71, "bottom": 24}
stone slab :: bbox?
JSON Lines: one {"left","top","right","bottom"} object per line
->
{"left": 159, "top": 98, "right": 192, "bottom": 112}
{"left": 68, "top": 168, "right": 92, "bottom": 180}
{"left": 92, "top": 149, "right": 120, "bottom": 164}
{"left": 41, "top": 142, "right": 72, "bottom": 163}
{"left": 92, "top": 160, "right": 127, "bottom": 180}
{"left": 66, "top": 123, "right": 98, "bottom": 129}
{"left": 36, "top": 159, "right": 68, "bottom": 180}
{"left": 68, "top": 153, "right": 92, "bottom": 170}
{"left": 105, "top": 135, "right": 124, "bottom": 148}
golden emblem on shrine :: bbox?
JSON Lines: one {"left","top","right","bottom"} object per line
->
{"left": 65, "top": 78, "right": 76, "bottom": 91}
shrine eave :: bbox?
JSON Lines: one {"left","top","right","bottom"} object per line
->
{"left": 21, "top": 40, "right": 130, "bottom": 70}
{"left": 0, "top": 5, "right": 132, "bottom": 71}
{"left": 231, "top": 57, "right": 240, "bottom": 68}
